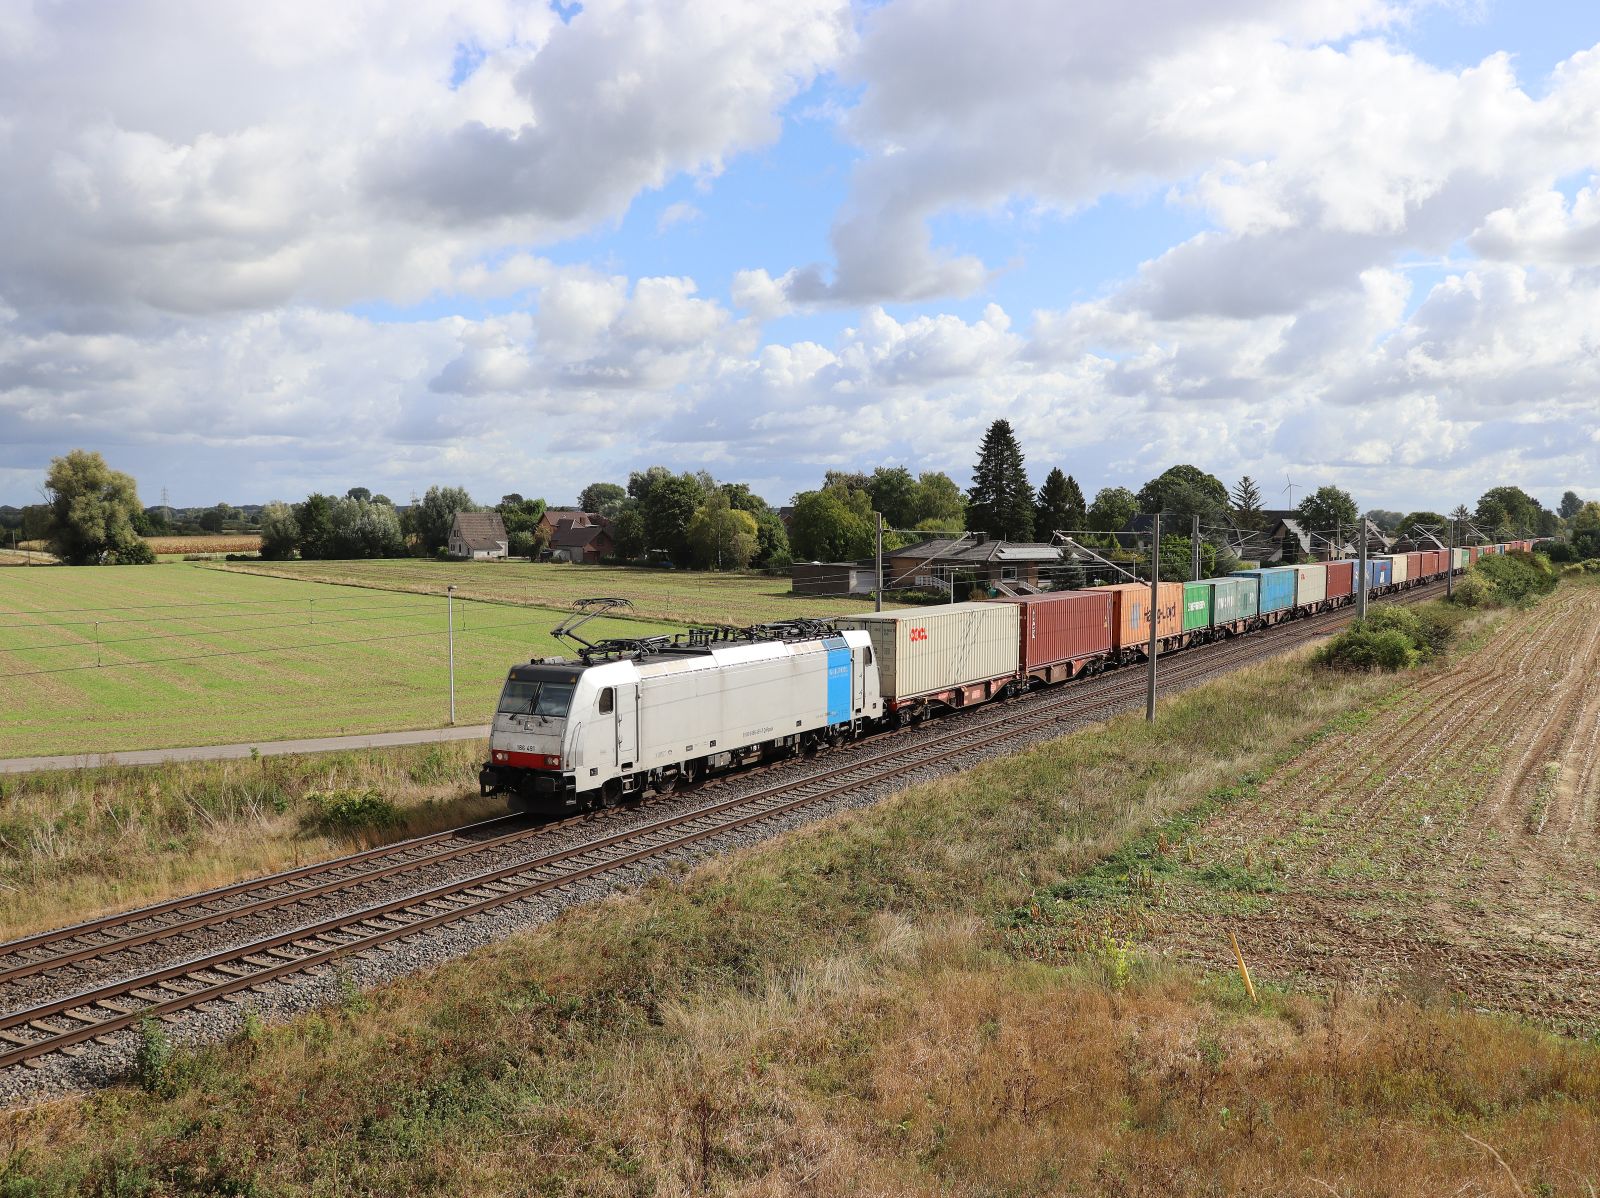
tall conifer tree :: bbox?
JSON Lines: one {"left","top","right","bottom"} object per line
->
{"left": 1231, "top": 475, "right": 1264, "bottom": 531}
{"left": 968, "top": 419, "right": 1034, "bottom": 540}
{"left": 1034, "top": 468, "right": 1086, "bottom": 537}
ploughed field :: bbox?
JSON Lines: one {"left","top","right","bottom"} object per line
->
{"left": 1060, "top": 582, "right": 1600, "bottom": 1032}
{"left": 0, "top": 564, "right": 671, "bottom": 758}
{"left": 211, "top": 557, "right": 884, "bottom": 626}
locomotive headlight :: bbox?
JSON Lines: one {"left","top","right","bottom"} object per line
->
{"left": 494, "top": 751, "right": 507, "bottom": 762}
{"left": 548, "top": 755, "right": 561, "bottom": 768}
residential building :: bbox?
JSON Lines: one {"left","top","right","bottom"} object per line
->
{"left": 447, "top": 511, "right": 509, "bottom": 560}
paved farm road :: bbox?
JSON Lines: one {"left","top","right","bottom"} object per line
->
{"left": 0, "top": 724, "right": 489, "bottom": 774}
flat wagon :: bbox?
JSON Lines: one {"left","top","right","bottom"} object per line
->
{"left": 833, "top": 602, "right": 1020, "bottom": 717}
{"left": 998, "top": 590, "right": 1113, "bottom": 684}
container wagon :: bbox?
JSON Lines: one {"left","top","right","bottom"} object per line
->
{"left": 1181, "top": 582, "right": 1213, "bottom": 637}
{"left": 1208, "top": 576, "right": 1258, "bottom": 633}
{"left": 1293, "top": 563, "right": 1328, "bottom": 611}
{"left": 1234, "top": 568, "right": 1296, "bottom": 623}
{"left": 997, "top": 590, "right": 1113, "bottom": 685}
{"left": 833, "top": 602, "right": 1020, "bottom": 719}
{"left": 1095, "top": 582, "right": 1185, "bottom": 657}
{"left": 1325, "top": 560, "right": 1356, "bottom": 603}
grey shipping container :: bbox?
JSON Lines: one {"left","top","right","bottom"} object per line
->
{"left": 833, "top": 602, "right": 1020, "bottom": 703}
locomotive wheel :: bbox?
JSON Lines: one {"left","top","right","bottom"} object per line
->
{"left": 599, "top": 780, "right": 621, "bottom": 809}
{"left": 654, "top": 772, "right": 679, "bottom": 795}
{"left": 680, "top": 759, "right": 704, "bottom": 787}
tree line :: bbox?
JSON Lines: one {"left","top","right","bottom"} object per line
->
{"left": 17, "top": 444, "right": 1597, "bottom": 570}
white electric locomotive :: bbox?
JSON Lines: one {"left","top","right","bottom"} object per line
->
{"left": 480, "top": 600, "right": 882, "bottom": 811}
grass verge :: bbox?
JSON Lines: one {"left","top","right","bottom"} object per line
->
{"left": 0, "top": 742, "right": 494, "bottom": 939}
{"left": 6, "top": 623, "right": 1598, "bottom": 1195}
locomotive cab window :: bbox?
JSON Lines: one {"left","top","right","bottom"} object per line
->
{"left": 496, "top": 679, "right": 576, "bottom": 718}
{"left": 598, "top": 688, "right": 614, "bottom": 714}
{"left": 863, "top": 647, "right": 873, "bottom": 665}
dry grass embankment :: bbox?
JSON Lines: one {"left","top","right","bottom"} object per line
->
{"left": 7, "top": 613, "right": 1598, "bottom": 1196}
{"left": 0, "top": 741, "right": 494, "bottom": 939}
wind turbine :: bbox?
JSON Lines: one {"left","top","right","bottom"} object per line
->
{"left": 1282, "top": 474, "right": 1299, "bottom": 508}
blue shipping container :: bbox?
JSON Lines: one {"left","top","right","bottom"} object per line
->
{"left": 1364, "top": 559, "right": 1391, "bottom": 589}
{"left": 1258, "top": 568, "right": 1297, "bottom": 614}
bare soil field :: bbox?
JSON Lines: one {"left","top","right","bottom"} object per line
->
{"left": 1078, "top": 583, "right": 1600, "bottom": 1031}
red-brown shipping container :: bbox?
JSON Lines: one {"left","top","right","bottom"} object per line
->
{"left": 1325, "top": 559, "right": 1355, "bottom": 597}
{"left": 1405, "top": 551, "right": 1423, "bottom": 580}
{"left": 996, "top": 590, "right": 1114, "bottom": 683}
{"left": 1426, "top": 550, "right": 1442, "bottom": 576}
{"left": 1095, "top": 582, "right": 1185, "bottom": 651}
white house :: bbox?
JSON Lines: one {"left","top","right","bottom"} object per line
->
{"left": 447, "top": 511, "right": 509, "bottom": 560}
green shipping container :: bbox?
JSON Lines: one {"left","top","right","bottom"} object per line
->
{"left": 1207, "top": 576, "right": 1257, "bottom": 626}
{"left": 1182, "top": 582, "right": 1213, "bottom": 631}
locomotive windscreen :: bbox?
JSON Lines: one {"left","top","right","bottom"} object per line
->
{"left": 497, "top": 666, "right": 581, "bottom": 718}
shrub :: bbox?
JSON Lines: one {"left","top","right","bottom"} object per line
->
{"left": 132, "top": 1018, "right": 173, "bottom": 1096}
{"left": 301, "top": 787, "right": 401, "bottom": 833}
{"left": 1318, "top": 627, "right": 1419, "bottom": 671}
{"left": 1451, "top": 572, "right": 1497, "bottom": 608}
{"left": 1470, "top": 552, "right": 1557, "bottom": 605}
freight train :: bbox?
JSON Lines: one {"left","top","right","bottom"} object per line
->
{"left": 480, "top": 543, "right": 1534, "bottom": 811}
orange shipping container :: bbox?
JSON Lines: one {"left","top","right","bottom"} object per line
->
{"left": 1095, "top": 582, "right": 1185, "bottom": 651}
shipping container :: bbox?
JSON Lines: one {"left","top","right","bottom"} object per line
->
{"left": 1234, "top": 568, "right": 1296, "bottom": 615}
{"left": 1365, "top": 558, "right": 1392, "bottom": 589}
{"left": 1406, "top": 552, "right": 1423, "bottom": 581}
{"left": 1094, "top": 581, "right": 1185, "bottom": 650}
{"left": 1182, "top": 582, "right": 1213, "bottom": 632}
{"left": 1293, "top": 563, "right": 1328, "bottom": 607}
{"left": 1453, "top": 548, "right": 1468, "bottom": 570}
{"left": 1222, "top": 575, "right": 1260, "bottom": 620}
{"left": 1379, "top": 553, "right": 1408, "bottom": 584}
{"left": 832, "top": 603, "right": 1019, "bottom": 703}
{"left": 1325, "top": 559, "right": 1356, "bottom": 598}
{"left": 1207, "top": 576, "right": 1257, "bottom": 626}
{"left": 995, "top": 590, "right": 1113, "bottom": 681}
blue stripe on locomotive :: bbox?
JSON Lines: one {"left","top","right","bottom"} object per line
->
{"left": 823, "top": 636, "right": 852, "bottom": 725}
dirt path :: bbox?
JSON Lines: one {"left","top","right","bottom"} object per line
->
{"left": 1147, "top": 584, "right": 1600, "bottom": 1031}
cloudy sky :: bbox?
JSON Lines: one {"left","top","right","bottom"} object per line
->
{"left": 1, "top": 0, "right": 1597, "bottom": 514}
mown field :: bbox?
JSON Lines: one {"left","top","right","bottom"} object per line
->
{"left": 212, "top": 557, "right": 884, "bottom": 626}
{"left": 7, "top": 593, "right": 1599, "bottom": 1195}
{"left": 0, "top": 564, "right": 673, "bottom": 758}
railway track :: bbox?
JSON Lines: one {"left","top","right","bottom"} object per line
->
{"left": 0, "top": 580, "right": 1446, "bottom": 1073}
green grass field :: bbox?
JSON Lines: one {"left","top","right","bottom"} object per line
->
{"left": 0, "top": 564, "right": 677, "bottom": 758}
{"left": 210, "top": 557, "right": 883, "bottom": 626}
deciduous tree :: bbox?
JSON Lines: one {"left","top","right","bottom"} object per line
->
{"left": 405, "top": 486, "right": 478, "bottom": 555}
{"left": 687, "top": 491, "right": 759, "bottom": 570}
{"left": 788, "top": 487, "right": 875, "bottom": 561}
{"left": 1296, "top": 486, "right": 1359, "bottom": 546}
{"left": 259, "top": 501, "right": 300, "bottom": 560}
{"left": 44, "top": 450, "right": 150, "bottom": 565}
{"left": 1087, "top": 486, "right": 1138, "bottom": 534}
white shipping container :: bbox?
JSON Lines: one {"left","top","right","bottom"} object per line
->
{"left": 834, "top": 602, "right": 1019, "bottom": 702}
{"left": 1293, "top": 563, "right": 1327, "bottom": 606}
{"left": 1379, "top": 553, "right": 1408, "bottom": 583}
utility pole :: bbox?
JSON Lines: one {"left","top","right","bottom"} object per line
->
{"left": 1146, "top": 513, "right": 1160, "bottom": 723}
{"left": 1447, "top": 514, "right": 1456, "bottom": 600}
{"left": 1191, "top": 513, "right": 1201, "bottom": 580}
{"left": 874, "top": 512, "right": 884, "bottom": 613}
{"left": 447, "top": 585, "right": 458, "bottom": 726}
{"left": 1357, "top": 518, "right": 1369, "bottom": 621}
